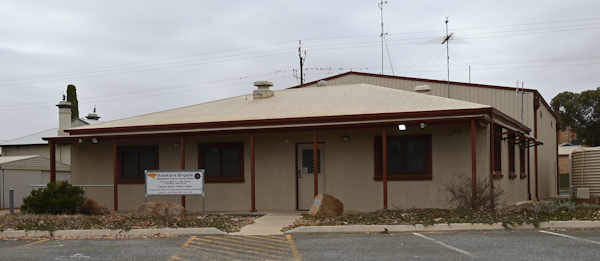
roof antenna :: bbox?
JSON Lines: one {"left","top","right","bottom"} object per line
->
{"left": 293, "top": 40, "right": 307, "bottom": 85}
{"left": 378, "top": 1, "right": 394, "bottom": 75}
{"left": 441, "top": 17, "right": 453, "bottom": 98}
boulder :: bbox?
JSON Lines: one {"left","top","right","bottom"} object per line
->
{"left": 515, "top": 200, "right": 536, "bottom": 212}
{"left": 79, "top": 198, "right": 111, "bottom": 215}
{"left": 309, "top": 194, "right": 344, "bottom": 216}
{"left": 137, "top": 202, "right": 186, "bottom": 219}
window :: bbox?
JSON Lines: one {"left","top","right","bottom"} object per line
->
{"left": 519, "top": 145, "right": 526, "bottom": 178}
{"left": 374, "top": 134, "right": 432, "bottom": 181}
{"left": 493, "top": 126, "right": 502, "bottom": 177}
{"left": 118, "top": 146, "right": 158, "bottom": 183}
{"left": 508, "top": 138, "right": 516, "bottom": 179}
{"left": 198, "top": 142, "right": 244, "bottom": 183}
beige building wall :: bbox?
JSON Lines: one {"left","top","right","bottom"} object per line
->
{"left": 71, "top": 125, "right": 528, "bottom": 212}
{"left": 535, "top": 104, "right": 559, "bottom": 199}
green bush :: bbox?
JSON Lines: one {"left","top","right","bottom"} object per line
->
{"left": 20, "top": 181, "right": 86, "bottom": 214}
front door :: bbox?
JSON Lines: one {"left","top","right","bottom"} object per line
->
{"left": 297, "top": 143, "right": 325, "bottom": 210}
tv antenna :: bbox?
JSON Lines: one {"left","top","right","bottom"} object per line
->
{"left": 378, "top": 1, "right": 394, "bottom": 75}
{"left": 294, "top": 40, "right": 307, "bottom": 84}
{"left": 441, "top": 17, "right": 453, "bottom": 98}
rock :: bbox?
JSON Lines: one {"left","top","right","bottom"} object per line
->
{"left": 137, "top": 202, "right": 186, "bottom": 219}
{"left": 309, "top": 194, "right": 344, "bottom": 216}
{"left": 79, "top": 198, "right": 111, "bottom": 215}
{"left": 515, "top": 200, "right": 536, "bottom": 212}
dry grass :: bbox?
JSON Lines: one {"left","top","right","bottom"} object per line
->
{"left": 285, "top": 202, "right": 600, "bottom": 231}
{"left": 0, "top": 212, "right": 259, "bottom": 234}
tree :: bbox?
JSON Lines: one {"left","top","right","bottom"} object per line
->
{"left": 66, "top": 84, "right": 79, "bottom": 119}
{"left": 551, "top": 87, "right": 600, "bottom": 146}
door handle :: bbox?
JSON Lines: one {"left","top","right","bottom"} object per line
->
{"left": 297, "top": 169, "right": 302, "bottom": 179}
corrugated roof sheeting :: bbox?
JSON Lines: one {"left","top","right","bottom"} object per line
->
{"left": 0, "top": 128, "right": 57, "bottom": 146}
{"left": 71, "top": 83, "right": 491, "bottom": 130}
{"left": 0, "top": 155, "right": 70, "bottom": 171}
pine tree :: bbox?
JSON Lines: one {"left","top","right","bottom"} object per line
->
{"left": 66, "top": 84, "right": 79, "bottom": 119}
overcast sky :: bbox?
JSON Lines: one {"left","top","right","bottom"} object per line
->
{"left": 1, "top": 0, "right": 599, "bottom": 141}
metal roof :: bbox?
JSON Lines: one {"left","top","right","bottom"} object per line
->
{"left": 0, "top": 155, "right": 70, "bottom": 171}
{"left": 0, "top": 155, "right": 38, "bottom": 165}
{"left": 70, "top": 83, "right": 491, "bottom": 131}
{"left": 0, "top": 128, "right": 57, "bottom": 146}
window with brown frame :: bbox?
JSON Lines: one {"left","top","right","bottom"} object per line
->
{"left": 493, "top": 126, "right": 502, "bottom": 177}
{"left": 519, "top": 145, "right": 526, "bottom": 178}
{"left": 508, "top": 138, "right": 516, "bottom": 179}
{"left": 198, "top": 142, "right": 244, "bottom": 183}
{"left": 117, "top": 145, "right": 158, "bottom": 184}
{"left": 374, "top": 134, "right": 432, "bottom": 181}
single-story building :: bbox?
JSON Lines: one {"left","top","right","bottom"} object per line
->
{"left": 45, "top": 78, "right": 547, "bottom": 212}
{"left": 0, "top": 155, "right": 70, "bottom": 209}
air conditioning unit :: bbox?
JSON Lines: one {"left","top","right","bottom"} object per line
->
{"left": 577, "top": 188, "right": 590, "bottom": 199}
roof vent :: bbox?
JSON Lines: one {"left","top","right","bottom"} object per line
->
{"left": 85, "top": 106, "right": 101, "bottom": 120}
{"left": 253, "top": 81, "right": 274, "bottom": 99}
{"left": 415, "top": 85, "right": 432, "bottom": 95}
{"left": 316, "top": 80, "right": 328, "bottom": 87}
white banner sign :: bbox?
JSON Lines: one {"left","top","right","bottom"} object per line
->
{"left": 145, "top": 170, "right": 204, "bottom": 196}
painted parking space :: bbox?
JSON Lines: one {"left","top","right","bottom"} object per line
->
{"left": 170, "top": 235, "right": 302, "bottom": 261}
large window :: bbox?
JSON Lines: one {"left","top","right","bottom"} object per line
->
{"left": 198, "top": 142, "right": 244, "bottom": 183}
{"left": 374, "top": 134, "right": 432, "bottom": 181}
{"left": 118, "top": 145, "right": 158, "bottom": 183}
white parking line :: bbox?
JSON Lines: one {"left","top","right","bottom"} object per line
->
{"left": 413, "top": 233, "right": 478, "bottom": 258}
{"left": 539, "top": 230, "right": 600, "bottom": 245}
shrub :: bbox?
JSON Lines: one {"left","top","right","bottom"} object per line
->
{"left": 20, "top": 181, "right": 86, "bottom": 214}
{"left": 534, "top": 200, "right": 576, "bottom": 214}
{"left": 444, "top": 174, "right": 505, "bottom": 210}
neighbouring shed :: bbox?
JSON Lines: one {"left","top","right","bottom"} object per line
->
{"left": 0, "top": 155, "right": 70, "bottom": 208}
{"left": 571, "top": 147, "right": 600, "bottom": 199}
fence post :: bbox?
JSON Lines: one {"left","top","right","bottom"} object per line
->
{"left": 9, "top": 188, "right": 14, "bottom": 215}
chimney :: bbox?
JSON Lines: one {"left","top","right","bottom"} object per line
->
{"left": 415, "top": 85, "right": 432, "bottom": 95}
{"left": 56, "top": 100, "right": 72, "bottom": 137}
{"left": 253, "top": 80, "right": 274, "bottom": 99}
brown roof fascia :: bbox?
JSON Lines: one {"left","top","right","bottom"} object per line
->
{"left": 47, "top": 114, "right": 491, "bottom": 144}
{"left": 64, "top": 108, "right": 494, "bottom": 136}
{"left": 292, "top": 71, "right": 557, "bottom": 120}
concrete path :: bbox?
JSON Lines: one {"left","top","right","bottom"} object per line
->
{"left": 230, "top": 212, "right": 303, "bottom": 236}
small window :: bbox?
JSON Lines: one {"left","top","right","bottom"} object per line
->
{"left": 374, "top": 134, "right": 432, "bottom": 181}
{"left": 508, "top": 137, "right": 516, "bottom": 179}
{"left": 493, "top": 127, "right": 502, "bottom": 175}
{"left": 118, "top": 146, "right": 158, "bottom": 184}
{"left": 519, "top": 145, "right": 526, "bottom": 178}
{"left": 198, "top": 142, "right": 244, "bottom": 183}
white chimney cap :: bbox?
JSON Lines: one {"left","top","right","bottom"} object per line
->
{"left": 253, "top": 81, "right": 273, "bottom": 88}
{"left": 316, "top": 80, "right": 328, "bottom": 87}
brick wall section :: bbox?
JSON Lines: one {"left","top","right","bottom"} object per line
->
{"left": 559, "top": 126, "right": 577, "bottom": 144}
{"left": 558, "top": 155, "right": 570, "bottom": 174}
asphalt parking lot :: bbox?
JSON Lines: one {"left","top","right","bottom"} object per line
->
{"left": 1, "top": 229, "right": 599, "bottom": 260}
